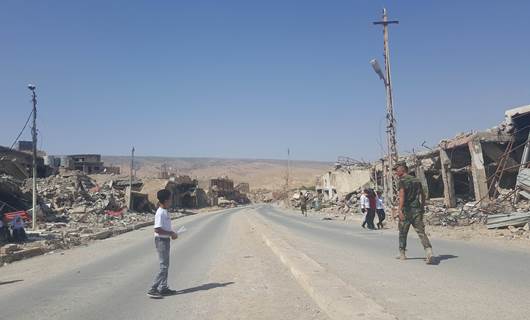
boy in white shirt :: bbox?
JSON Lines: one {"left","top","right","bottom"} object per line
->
{"left": 360, "top": 189, "right": 370, "bottom": 228}
{"left": 376, "top": 190, "right": 386, "bottom": 229}
{"left": 147, "top": 189, "right": 178, "bottom": 298}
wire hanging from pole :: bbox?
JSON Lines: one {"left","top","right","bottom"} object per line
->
{"left": 9, "top": 109, "right": 34, "bottom": 150}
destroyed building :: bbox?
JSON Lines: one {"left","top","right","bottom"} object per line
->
{"left": 235, "top": 182, "right": 250, "bottom": 194}
{"left": 61, "top": 154, "right": 104, "bottom": 174}
{"left": 208, "top": 177, "right": 250, "bottom": 206}
{"left": 313, "top": 104, "right": 530, "bottom": 227}
{"left": 141, "top": 175, "right": 208, "bottom": 210}
{"left": 315, "top": 157, "right": 372, "bottom": 201}
{"left": 16, "top": 140, "right": 34, "bottom": 153}
{"left": 397, "top": 105, "right": 530, "bottom": 209}
{"left": 0, "top": 145, "right": 47, "bottom": 180}
{"left": 103, "top": 166, "right": 121, "bottom": 175}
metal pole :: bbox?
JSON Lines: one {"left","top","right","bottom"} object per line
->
{"left": 374, "top": 8, "right": 399, "bottom": 207}
{"left": 287, "top": 148, "right": 290, "bottom": 191}
{"left": 129, "top": 146, "right": 135, "bottom": 211}
{"left": 29, "top": 85, "right": 38, "bottom": 230}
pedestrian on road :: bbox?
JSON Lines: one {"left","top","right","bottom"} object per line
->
{"left": 299, "top": 192, "right": 308, "bottom": 217}
{"left": 394, "top": 163, "right": 434, "bottom": 264}
{"left": 147, "top": 189, "right": 179, "bottom": 298}
{"left": 360, "top": 189, "right": 369, "bottom": 228}
{"left": 376, "top": 190, "right": 386, "bottom": 229}
{"left": 366, "top": 189, "right": 377, "bottom": 230}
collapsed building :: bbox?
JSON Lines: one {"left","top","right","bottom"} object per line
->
{"left": 314, "top": 105, "right": 530, "bottom": 227}
{"left": 0, "top": 146, "right": 47, "bottom": 180}
{"left": 235, "top": 182, "right": 250, "bottom": 194}
{"left": 315, "top": 157, "right": 372, "bottom": 201}
{"left": 208, "top": 177, "right": 250, "bottom": 207}
{"left": 61, "top": 154, "right": 105, "bottom": 174}
{"left": 397, "top": 105, "right": 530, "bottom": 210}
{"left": 141, "top": 175, "right": 208, "bottom": 210}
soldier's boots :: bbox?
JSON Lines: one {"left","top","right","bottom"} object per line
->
{"left": 425, "top": 247, "right": 434, "bottom": 264}
{"left": 398, "top": 249, "right": 407, "bottom": 260}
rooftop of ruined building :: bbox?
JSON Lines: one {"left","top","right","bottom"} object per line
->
{"left": 505, "top": 104, "right": 530, "bottom": 122}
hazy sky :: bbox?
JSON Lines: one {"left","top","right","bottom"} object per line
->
{"left": 1, "top": 1, "right": 529, "bottom": 161}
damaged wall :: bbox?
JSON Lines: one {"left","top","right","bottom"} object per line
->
{"left": 316, "top": 167, "right": 371, "bottom": 200}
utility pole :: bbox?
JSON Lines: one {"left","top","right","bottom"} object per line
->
{"left": 28, "top": 84, "right": 38, "bottom": 230}
{"left": 373, "top": 8, "right": 399, "bottom": 207}
{"left": 129, "top": 146, "right": 135, "bottom": 211}
{"left": 286, "top": 148, "right": 290, "bottom": 191}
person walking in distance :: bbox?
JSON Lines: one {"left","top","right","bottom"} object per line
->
{"left": 299, "top": 192, "right": 308, "bottom": 217}
{"left": 147, "top": 189, "right": 179, "bottom": 298}
{"left": 366, "top": 189, "right": 377, "bottom": 230}
{"left": 360, "top": 189, "right": 369, "bottom": 228}
{"left": 394, "top": 163, "right": 434, "bottom": 264}
{"left": 376, "top": 190, "right": 386, "bottom": 229}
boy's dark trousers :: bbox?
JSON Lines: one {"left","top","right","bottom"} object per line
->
{"left": 376, "top": 209, "right": 386, "bottom": 228}
{"left": 366, "top": 208, "right": 376, "bottom": 229}
{"left": 151, "top": 237, "right": 170, "bottom": 291}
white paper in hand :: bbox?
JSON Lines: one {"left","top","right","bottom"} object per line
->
{"left": 177, "top": 226, "right": 187, "bottom": 235}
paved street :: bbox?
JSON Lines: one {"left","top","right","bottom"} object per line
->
{"left": 1, "top": 205, "right": 530, "bottom": 319}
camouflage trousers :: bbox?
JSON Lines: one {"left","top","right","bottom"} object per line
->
{"left": 399, "top": 213, "right": 432, "bottom": 251}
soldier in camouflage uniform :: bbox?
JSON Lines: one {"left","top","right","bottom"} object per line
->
{"left": 299, "top": 192, "right": 308, "bottom": 217}
{"left": 394, "top": 163, "right": 434, "bottom": 264}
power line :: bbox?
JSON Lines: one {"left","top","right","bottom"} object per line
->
{"left": 9, "top": 109, "right": 34, "bottom": 150}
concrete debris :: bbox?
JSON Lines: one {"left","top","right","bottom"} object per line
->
{"left": 424, "top": 199, "right": 489, "bottom": 227}
{"left": 486, "top": 212, "right": 530, "bottom": 229}
{"left": 248, "top": 189, "right": 274, "bottom": 203}
{"left": 293, "top": 188, "right": 362, "bottom": 218}
{"left": 0, "top": 170, "right": 161, "bottom": 263}
{"left": 0, "top": 174, "right": 31, "bottom": 214}
{"left": 208, "top": 177, "right": 250, "bottom": 206}
{"left": 217, "top": 197, "right": 238, "bottom": 208}
{"left": 20, "top": 170, "right": 134, "bottom": 218}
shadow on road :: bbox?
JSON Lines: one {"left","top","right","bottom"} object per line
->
{"left": 0, "top": 279, "right": 24, "bottom": 286}
{"left": 405, "top": 254, "right": 458, "bottom": 266}
{"left": 431, "top": 254, "right": 458, "bottom": 265}
{"left": 172, "top": 282, "right": 235, "bottom": 296}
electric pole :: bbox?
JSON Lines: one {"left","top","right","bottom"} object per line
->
{"left": 373, "top": 8, "right": 399, "bottom": 207}
{"left": 28, "top": 84, "right": 38, "bottom": 230}
{"left": 129, "top": 146, "right": 135, "bottom": 211}
{"left": 286, "top": 148, "right": 290, "bottom": 191}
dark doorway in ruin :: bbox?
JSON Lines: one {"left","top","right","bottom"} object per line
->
{"left": 181, "top": 194, "right": 195, "bottom": 208}
{"left": 482, "top": 141, "right": 521, "bottom": 192}
{"left": 449, "top": 146, "right": 475, "bottom": 201}
{"left": 425, "top": 172, "right": 444, "bottom": 198}
{"left": 453, "top": 172, "right": 475, "bottom": 201}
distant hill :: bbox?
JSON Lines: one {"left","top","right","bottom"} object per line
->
{"left": 102, "top": 156, "right": 331, "bottom": 191}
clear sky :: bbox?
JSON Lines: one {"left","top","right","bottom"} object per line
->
{"left": 1, "top": 1, "right": 529, "bottom": 161}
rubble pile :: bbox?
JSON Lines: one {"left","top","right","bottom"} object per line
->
{"left": 0, "top": 174, "right": 31, "bottom": 212}
{"left": 207, "top": 177, "right": 250, "bottom": 207}
{"left": 424, "top": 193, "right": 530, "bottom": 228}
{"left": 21, "top": 170, "right": 129, "bottom": 220}
{"left": 424, "top": 200, "right": 488, "bottom": 227}
{"left": 248, "top": 189, "right": 274, "bottom": 203}
{"left": 0, "top": 171, "right": 160, "bottom": 263}
{"left": 217, "top": 197, "right": 238, "bottom": 208}
{"left": 315, "top": 190, "right": 362, "bottom": 216}
{"left": 502, "top": 223, "right": 530, "bottom": 240}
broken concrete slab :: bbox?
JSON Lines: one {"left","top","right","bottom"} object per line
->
{"left": 487, "top": 212, "right": 530, "bottom": 229}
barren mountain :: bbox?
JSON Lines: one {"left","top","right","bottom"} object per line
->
{"left": 102, "top": 156, "right": 331, "bottom": 190}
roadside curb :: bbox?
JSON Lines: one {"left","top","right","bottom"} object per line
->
{"left": 247, "top": 214, "right": 396, "bottom": 320}
{"left": 0, "top": 211, "right": 192, "bottom": 266}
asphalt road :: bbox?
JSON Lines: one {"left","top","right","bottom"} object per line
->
{"left": 255, "top": 205, "right": 530, "bottom": 320}
{"left": 1, "top": 205, "right": 530, "bottom": 319}
{"left": 0, "top": 207, "right": 326, "bottom": 320}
